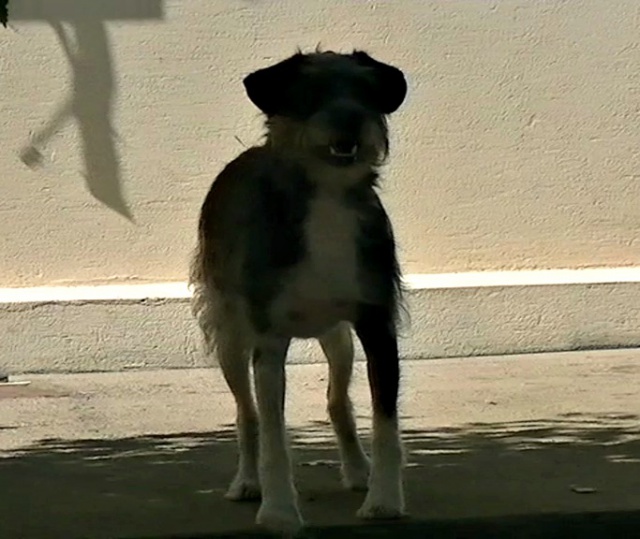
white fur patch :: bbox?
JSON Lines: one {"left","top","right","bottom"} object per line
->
{"left": 271, "top": 188, "right": 362, "bottom": 337}
{"left": 300, "top": 189, "right": 360, "bottom": 298}
{"left": 357, "top": 414, "right": 405, "bottom": 519}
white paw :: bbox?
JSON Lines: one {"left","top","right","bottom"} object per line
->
{"left": 356, "top": 487, "right": 405, "bottom": 520}
{"left": 256, "top": 502, "right": 304, "bottom": 535}
{"left": 341, "top": 459, "right": 370, "bottom": 491}
{"left": 225, "top": 474, "right": 261, "bottom": 501}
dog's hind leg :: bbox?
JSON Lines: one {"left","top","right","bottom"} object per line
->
{"left": 252, "top": 335, "right": 303, "bottom": 534}
{"left": 216, "top": 324, "right": 261, "bottom": 501}
{"left": 319, "top": 322, "right": 370, "bottom": 490}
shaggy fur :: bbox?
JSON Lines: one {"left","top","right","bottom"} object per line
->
{"left": 190, "top": 49, "right": 408, "bottom": 535}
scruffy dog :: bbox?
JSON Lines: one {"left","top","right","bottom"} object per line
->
{"left": 190, "top": 49, "right": 408, "bottom": 534}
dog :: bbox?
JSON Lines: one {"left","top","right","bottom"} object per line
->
{"left": 189, "top": 49, "right": 408, "bottom": 534}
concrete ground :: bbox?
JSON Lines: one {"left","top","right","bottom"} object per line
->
{"left": 1, "top": 350, "right": 639, "bottom": 538}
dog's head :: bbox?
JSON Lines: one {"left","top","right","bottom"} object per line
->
{"left": 243, "top": 50, "right": 407, "bottom": 169}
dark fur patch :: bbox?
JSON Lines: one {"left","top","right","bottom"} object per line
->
{"left": 355, "top": 305, "right": 400, "bottom": 418}
{"left": 345, "top": 178, "right": 403, "bottom": 329}
{"left": 241, "top": 160, "right": 314, "bottom": 332}
{"left": 244, "top": 50, "right": 407, "bottom": 118}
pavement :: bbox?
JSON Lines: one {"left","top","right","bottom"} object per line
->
{"left": 1, "top": 349, "right": 640, "bottom": 538}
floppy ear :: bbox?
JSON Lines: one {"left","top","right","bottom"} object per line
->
{"left": 242, "top": 53, "right": 306, "bottom": 115}
{"left": 352, "top": 51, "right": 407, "bottom": 114}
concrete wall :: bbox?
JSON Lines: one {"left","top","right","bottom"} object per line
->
{"left": 1, "top": 0, "right": 639, "bottom": 288}
{"left": 3, "top": 273, "right": 640, "bottom": 374}
{"left": 2, "top": 0, "right": 640, "bottom": 373}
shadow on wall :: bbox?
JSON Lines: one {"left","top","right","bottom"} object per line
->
{"left": 0, "top": 413, "right": 639, "bottom": 538}
{"left": 12, "top": 0, "right": 164, "bottom": 221}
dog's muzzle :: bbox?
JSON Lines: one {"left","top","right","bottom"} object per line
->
{"left": 311, "top": 100, "right": 373, "bottom": 167}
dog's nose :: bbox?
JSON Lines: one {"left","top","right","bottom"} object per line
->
{"left": 325, "top": 101, "right": 365, "bottom": 134}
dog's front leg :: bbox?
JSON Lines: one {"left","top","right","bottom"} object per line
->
{"left": 354, "top": 305, "right": 405, "bottom": 520}
{"left": 319, "top": 322, "right": 370, "bottom": 490}
{"left": 252, "top": 335, "right": 303, "bottom": 534}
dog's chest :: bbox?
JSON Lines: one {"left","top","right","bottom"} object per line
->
{"left": 296, "top": 191, "right": 361, "bottom": 299}
{"left": 270, "top": 190, "right": 361, "bottom": 336}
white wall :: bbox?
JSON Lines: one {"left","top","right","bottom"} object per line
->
{"left": 2, "top": 0, "right": 640, "bottom": 373}
{"left": 1, "top": 0, "right": 639, "bottom": 288}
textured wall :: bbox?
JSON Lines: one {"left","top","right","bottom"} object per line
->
{"left": 4, "top": 279, "right": 640, "bottom": 373}
{"left": 1, "top": 0, "right": 639, "bottom": 287}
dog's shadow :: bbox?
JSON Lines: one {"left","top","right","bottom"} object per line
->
{"left": 1, "top": 413, "right": 640, "bottom": 538}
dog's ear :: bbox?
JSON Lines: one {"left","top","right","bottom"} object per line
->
{"left": 243, "top": 53, "right": 306, "bottom": 115}
{"left": 352, "top": 51, "right": 407, "bottom": 114}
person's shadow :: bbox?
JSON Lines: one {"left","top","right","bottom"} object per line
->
{"left": 20, "top": 19, "right": 133, "bottom": 221}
